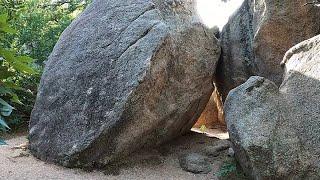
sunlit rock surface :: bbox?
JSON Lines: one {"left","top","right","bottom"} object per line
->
{"left": 225, "top": 35, "right": 320, "bottom": 179}
{"left": 217, "top": 0, "right": 320, "bottom": 99}
{"left": 29, "top": 0, "right": 220, "bottom": 168}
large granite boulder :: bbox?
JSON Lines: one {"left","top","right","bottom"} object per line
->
{"left": 224, "top": 35, "right": 320, "bottom": 179}
{"left": 29, "top": 0, "right": 221, "bottom": 167}
{"left": 217, "top": 0, "right": 320, "bottom": 99}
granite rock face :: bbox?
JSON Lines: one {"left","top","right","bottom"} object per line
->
{"left": 217, "top": 0, "right": 320, "bottom": 99}
{"left": 29, "top": 0, "right": 220, "bottom": 167}
{"left": 224, "top": 35, "right": 320, "bottom": 179}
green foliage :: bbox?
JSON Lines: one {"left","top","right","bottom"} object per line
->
{"left": 216, "top": 158, "right": 248, "bottom": 179}
{"left": 216, "top": 161, "right": 237, "bottom": 177}
{"left": 0, "top": 139, "right": 7, "bottom": 145}
{"left": 0, "top": 98, "right": 13, "bottom": 141}
{"left": 200, "top": 125, "right": 207, "bottom": 133}
{"left": 0, "top": 0, "right": 91, "bottom": 134}
{"left": 0, "top": 10, "right": 36, "bottom": 144}
{"left": 6, "top": 0, "right": 91, "bottom": 64}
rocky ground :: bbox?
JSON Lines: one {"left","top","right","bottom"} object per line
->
{"left": 0, "top": 130, "right": 247, "bottom": 180}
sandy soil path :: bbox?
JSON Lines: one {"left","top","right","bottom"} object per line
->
{"left": 0, "top": 131, "right": 239, "bottom": 180}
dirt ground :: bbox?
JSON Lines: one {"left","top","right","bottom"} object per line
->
{"left": 0, "top": 130, "right": 246, "bottom": 180}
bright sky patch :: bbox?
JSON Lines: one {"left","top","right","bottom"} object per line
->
{"left": 196, "top": 0, "right": 244, "bottom": 29}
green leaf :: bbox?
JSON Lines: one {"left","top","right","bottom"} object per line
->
{"left": 2, "top": 82, "right": 23, "bottom": 91}
{"left": 17, "top": 56, "right": 34, "bottom": 63}
{"left": 0, "top": 66, "right": 15, "bottom": 80}
{"left": 200, "top": 125, "right": 207, "bottom": 133}
{"left": 0, "top": 49, "right": 16, "bottom": 63}
{"left": 0, "top": 86, "right": 22, "bottom": 104}
{"left": 0, "top": 98, "right": 13, "bottom": 116}
{"left": 0, "top": 14, "right": 8, "bottom": 24}
{"left": 11, "top": 93, "right": 23, "bottom": 105}
{"left": 11, "top": 61, "right": 35, "bottom": 74}
{"left": 0, "top": 25, "right": 16, "bottom": 34}
{"left": 0, "top": 105, "right": 13, "bottom": 117}
{"left": 0, "top": 48, "right": 35, "bottom": 74}
{"left": 0, "top": 139, "right": 7, "bottom": 145}
{"left": 0, "top": 97, "right": 12, "bottom": 107}
{"left": 0, "top": 86, "right": 12, "bottom": 95}
{"left": 0, "top": 115, "right": 10, "bottom": 130}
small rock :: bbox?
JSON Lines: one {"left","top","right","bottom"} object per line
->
{"left": 202, "top": 140, "right": 231, "bottom": 157}
{"left": 202, "top": 146, "right": 219, "bottom": 157}
{"left": 211, "top": 26, "right": 220, "bottom": 39}
{"left": 179, "top": 153, "right": 212, "bottom": 174}
{"left": 11, "top": 151, "right": 30, "bottom": 158}
{"left": 214, "top": 139, "right": 231, "bottom": 150}
{"left": 12, "top": 141, "right": 29, "bottom": 151}
{"left": 227, "top": 148, "right": 235, "bottom": 157}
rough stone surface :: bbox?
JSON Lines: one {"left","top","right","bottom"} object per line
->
{"left": 227, "top": 148, "right": 234, "bottom": 157}
{"left": 179, "top": 153, "right": 212, "bottom": 174}
{"left": 29, "top": 0, "right": 220, "bottom": 168}
{"left": 224, "top": 35, "right": 320, "bottom": 179}
{"left": 217, "top": 0, "right": 320, "bottom": 99}
{"left": 202, "top": 139, "right": 231, "bottom": 157}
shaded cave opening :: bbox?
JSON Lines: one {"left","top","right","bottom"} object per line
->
{"left": 192, "top": 83, "right": 229, "bottom": 139}
{"left": 190, "top": 0, "right": 245, "bottom": 139}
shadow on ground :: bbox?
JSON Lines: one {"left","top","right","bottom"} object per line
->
{"left": 1, "top": 131, "right": 248, "bottom": 180}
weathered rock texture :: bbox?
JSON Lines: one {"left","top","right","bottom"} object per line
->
{"left": 193, "top": 87, "right": 225, "bottom": 128}
{"left": 217, "top": 0, "right": 320, "bottom": 99}
{"left": 179, "top": 153, "right": 212, "bottom": 174}
{"left": 29, "top": 0, "right": 220, "bottom": 167}
{"left": 225, "top": 35, "right": 320, "bottom": 179}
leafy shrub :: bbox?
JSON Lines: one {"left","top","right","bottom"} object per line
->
{"left": 216, "top": 161, "right": 237, "bottom": 177}
{"left": 215, "top": 158, "right": 247, "bottom": 179}
{"left": 0, "top": 12, "right": 36, "bottom": 144}
{"left": 0, "top": 0, "right": 91, "bottom": 134}
{"left": 7, "top": 0, "right": 91, "bottom": 64}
